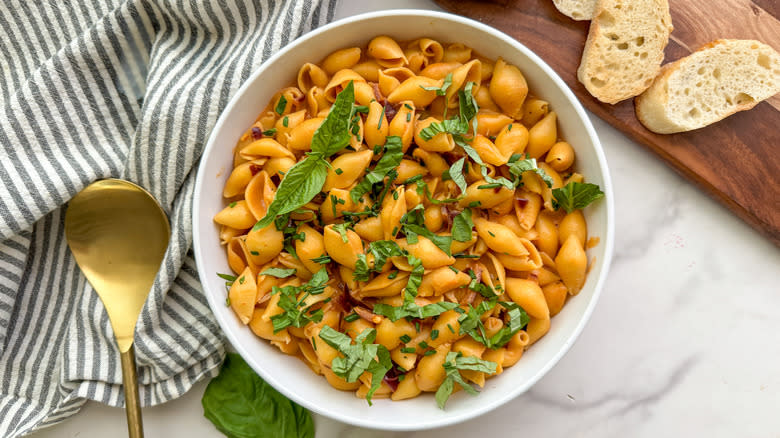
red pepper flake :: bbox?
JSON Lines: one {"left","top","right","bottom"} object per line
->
{"left": 515, "top": 197, "right": 529, "bottom": 208}
{"left": 251, "top": 127, "right": 263, "bottom": 140}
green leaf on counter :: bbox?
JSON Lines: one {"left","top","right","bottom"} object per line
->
{"left": 202, "top": 353, "right": 314, "bottom": 438}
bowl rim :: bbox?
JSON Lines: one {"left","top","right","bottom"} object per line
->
{"left": 193, "top": 8, "right": 615, "bottom": 431}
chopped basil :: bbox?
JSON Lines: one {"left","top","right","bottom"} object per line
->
{"left": 507, "top": 156, "right": 553, "bottom": 188}
{"left": 270, "top": 269, "right": 329, "bottom": 332}
{"left": 419, "top": 72, "right": 453, "bottom": 96}
{"left": 310, "top": 254, "right": 331, "bottom": 264}
{"left": 275, "top": 95, "right": 287, "bottom": 115}
{"left": 400, "top": 347, "right": 416, "bottom": 354}
{"left": 332, "top": 223, "right": 350, "bottom": 243}
{"left": 263, "top": 128, "right": 277, "bottom": 136}
{"left": 447, "top": 157, "right": 468, "bottom": 194}
{"left": 318, "top": 326, "right": 391, "bottom": 405}
{"left": 451, "top": 208, "right": 474, "bottom": 242}
{"left": 217, "top": 273, "right": 236, "bottom": 282}
{"left": 458, "top": 300, "right": 528, "bottom": 349}
{"left": 435, "top": 352, "right": 497, "bottom": 409}
{"left": 399, "top": 334, "right": 412, "bottom": 343}
{"left": 350, "top": 136, "right": 404, "bottom": 203}
{"left": 344, "top": 312, "right": 360, "bottom": 322}
{"left": 377, "top": 105, "right": 385, "bottom": 130}
{"left": 228, "top": 201, "right": 237, "bottom": 208}
{"left": 259, "top": 267, "right": 297, "bottom": 278}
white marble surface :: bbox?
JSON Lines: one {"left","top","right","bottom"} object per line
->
{"left": 30, "top": 1, "right": 780, "bottom": 437}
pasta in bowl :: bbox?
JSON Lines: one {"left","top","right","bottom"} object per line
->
{"left": 194, "top": 10, "right": 614, "bottom": 430}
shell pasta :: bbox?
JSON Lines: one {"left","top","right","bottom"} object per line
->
{"left": 213, "top": 36, "right": 604, "bottom": 408}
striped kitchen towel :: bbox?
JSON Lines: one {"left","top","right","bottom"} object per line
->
{"left": 0, "top": 0, "right": 338, "bottom": 436}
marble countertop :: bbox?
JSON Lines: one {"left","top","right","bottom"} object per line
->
{"left": 30, "top": 1, "right": 780, "bottom": 437}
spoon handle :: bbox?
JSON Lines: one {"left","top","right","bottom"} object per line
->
{"left": 120, "top": 345, "right": 144, "bottom": 438}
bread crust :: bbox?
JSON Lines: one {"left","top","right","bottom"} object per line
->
{"left": 577, "top": 0, "right": 673, "bottom": 105}
{"left": 636, "top": 39, "right": 780, "bottom": 134}
{"left": 552, "top": 0, "right": 597, "bottom": 21}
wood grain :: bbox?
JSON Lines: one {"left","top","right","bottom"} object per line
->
{"left": 435, "top": 0, "right": 780, "bottom": 246}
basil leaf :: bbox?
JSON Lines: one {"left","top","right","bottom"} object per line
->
{"left": 254, "top": 83, "right": 357, "bottom": 229}
{"left": 403, "top": 224, "right": 452, "bottom": 256}
{"left": 508, "top": 157, "right": 553, "bottom": 188}
{"left": 311, "top": 81, "right": 355, "bottom": 156}
{"left": 373, "top": 300, "right": 459, "bottom": 322}
{"left": 479, "top": 165, "right": 514, "bottom": 190}
{"left": 217, "top": 273, "right": 237, "bottom": 282}
{"left": 435, "top": 352, "right": 497, "bottom": 409}
{"left": 420, "top": 72, "right": 453, "bottom": 96}
{"left": 451, "top": 208, "right": 474, "bottom": 242}
{"left": 453, "top": 354, "right": 497, "bottom": 373}
{"left": 270, "top": 269, "right": 329, "bottom": 332}
{"left": 332, "top": 223, "right": 350, "bottom": 242}
{"left": 275, "top": 95, "right": 287, "bottom": 115}
{"left": 458, "top": 82, "right": 479, "bottom": 133}
{"left": 435, "top": 374, "right": 455, "bottom": 409}
{"left": 552, "top": 181, "right": 604, "bottom": 213}
{"left": 457, "top": 300, "right": 497, "bottom": 344}
{"left": 254, "top": 155, "right": 328, "bottom": 230}
{"left": 202, "top": 353, "right": 314, "bottom": 438}
{"left": 353, "top": 254, "right": 371, "bottom": 282}
{"left": 350, "top": 136, "right": 404, "bottom": 203}
{"left": 366, "top": 240, "right": 406, "bottom": 272}
{"left": 318, "top": 326, "right": 391, "bottom": 405}
{"left": 486, "top": 302, "right": 529, "bottom": 348}
{"left": 448, "top": 157, "right": 468, "bottom": 194}
{"left": 259, "top": 267, "right": 297, "bottom": 278}
{"left": 364, "top": 343, "right": 393, "bottom": 405}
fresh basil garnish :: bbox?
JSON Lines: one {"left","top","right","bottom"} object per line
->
{"left": 552, "top": 181, "right": 604, "bottom": 213}
{"left": 202, "top": 353, "right": 314, "bottom": 438}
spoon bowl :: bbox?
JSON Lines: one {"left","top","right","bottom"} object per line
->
{"left": 65, "top": 178, "right": 170, "bottom": 438}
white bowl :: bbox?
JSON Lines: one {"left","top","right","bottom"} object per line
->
{"left": 193, "top": 9, "right": 614, "bottom": 431}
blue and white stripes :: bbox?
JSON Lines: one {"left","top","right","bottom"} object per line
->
{"left": 0, "top": 1, "right": 338, "bottom": 436}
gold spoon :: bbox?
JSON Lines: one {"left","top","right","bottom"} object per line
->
{"left": 65, "top": 179, "right": 170, "bottom": 438}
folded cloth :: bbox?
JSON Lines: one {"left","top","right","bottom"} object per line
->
{"left": 0, "top": 0, "right": 338, "bottom": 436}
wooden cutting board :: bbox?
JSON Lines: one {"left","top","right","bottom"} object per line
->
{"left": 435, "top": 0, "right": 780, "bottom": 246}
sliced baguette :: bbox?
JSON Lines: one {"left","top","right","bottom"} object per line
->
{"left": 553, "top": 0, "right": 597, "bottom": 21}
{"left": 577, "top": 0, "right": 673, "bottom": 104}
{"left": 636, "top": 39, "right": 780, "bottom": 134}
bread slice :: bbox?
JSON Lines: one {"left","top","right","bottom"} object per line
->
{"left": 577, "top": 0, "right": 673, "bottom": 104}
{"left": 636, "top": 39, "right": 780, "bottom": 134}
{"left": 553, "top": 0, "right": 597, "bottom": 21}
